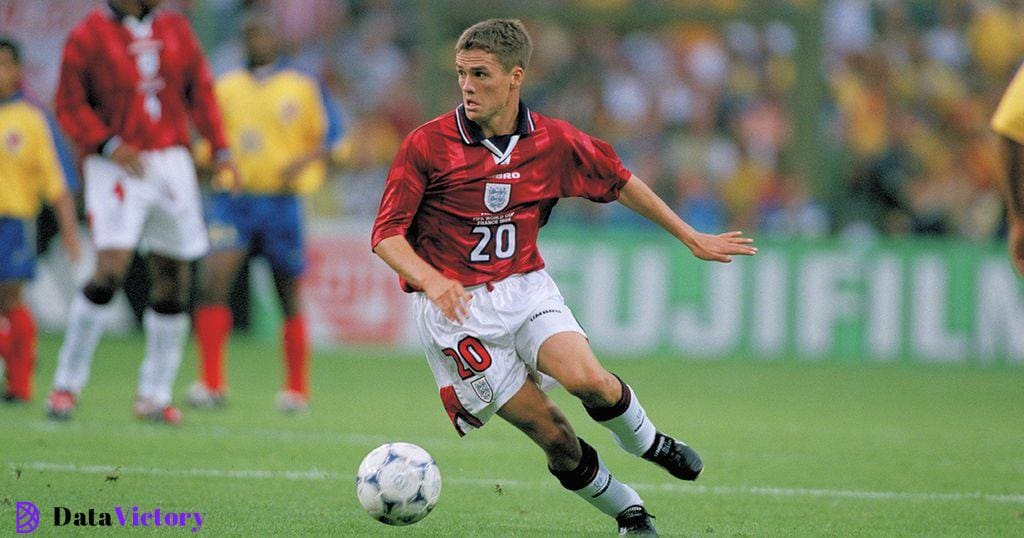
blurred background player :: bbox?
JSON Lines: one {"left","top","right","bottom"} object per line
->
{"left": 372, "top": 19, "right": 755, "bottom": 535}
{"left": 46, "top": 0, "right": 234, "bottom": 423}
{"left": 186, "top": 12, "right": 344, "bottom": 412}
{"left": 991, "top": 61, "right": 1024, "bottom": 277}
{"left": 0, "top": 37, "right": 81, "bottom": 403}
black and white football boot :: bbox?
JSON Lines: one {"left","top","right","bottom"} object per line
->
{"left": 643, "top": 432, "right": 703, "bottom": 481}
{"left": 616, "top": 504, "right": 657, "bottom": 536}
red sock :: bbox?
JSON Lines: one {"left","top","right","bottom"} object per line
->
{"left": 0, "top": 314, "right": 10, "bottom": 358}
{"left": 194, "top": 305, "right": 232, "bottom": 391}
{"left": 7, "top": 306, "right": 36, "bottom": 400}
{"left": 283, "top": 315, "right": 309, "bottom": 396}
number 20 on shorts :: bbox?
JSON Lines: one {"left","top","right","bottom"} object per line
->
{"left": 442, "top": 336, "right": 493, "bottom": 379}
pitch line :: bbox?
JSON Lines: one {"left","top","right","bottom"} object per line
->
{"left": 12, "top": 462, "right": 1024, "bottom": 504}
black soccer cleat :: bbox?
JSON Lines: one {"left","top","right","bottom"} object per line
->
{"left": 616, "top": 504, "right": 657, "bottom": 536}
{"left": 643, "top": 433, "right": 703, "bottom": 481}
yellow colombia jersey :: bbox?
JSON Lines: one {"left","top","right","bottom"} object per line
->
{"left": 212, "top": 63, "right": 344, "bottom": 195}
{"left": 0, "top": 95, "right": 67, "bottom": 218}
{"left": 992, "top": 62, "right": 1024, "bottom": 143}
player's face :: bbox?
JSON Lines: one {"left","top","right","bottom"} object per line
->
{"left": 244, "top": 20, "right": 279, "bottom": 67}
{"left": 0, "top": 49, "right": 21, "bottom": 99}
{"left": 456, "top": 49, "right": 523, "bottom": 131}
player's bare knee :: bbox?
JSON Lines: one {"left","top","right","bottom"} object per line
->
{"left": 83, "top": 277, "right": 122, "bottom": 305}
{"left": 149, "top": 298, "right": 186, "bottom": 315}
{"left": 565, "top": 369, "right": 621, "bottom": 408}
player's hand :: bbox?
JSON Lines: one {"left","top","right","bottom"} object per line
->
{"left": 110, "top": 144, "right": 144, "bottom": 177}
{"left": 422, "top": 273, "right": 472, "bottom": 324}
{"left": 281, "top": 157, "right": 312, "bottom": 192}
{"left": 686, "top": 230, "right": 757, "bottom": 263}
{"left": 61, "top": 232, "right": 81, "bottom": 264}
{"left": 214, "top": 158, "right": 242, "bottom": 194}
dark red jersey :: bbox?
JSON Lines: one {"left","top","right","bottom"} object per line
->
{"left": 54, "top": 6, "right": 228, "bottom": 155}
{"left": 372, "top": 103, "right": 631, "bottom": 292}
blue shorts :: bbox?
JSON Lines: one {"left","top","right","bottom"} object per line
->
{"left": 0, "top": 217, "right": 35, "bottom": 281}
{"left": 205, "top": 193, "right": 306, "bottom": 277}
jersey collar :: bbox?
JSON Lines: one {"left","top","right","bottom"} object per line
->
{"left": 249, "top": 59, "right": 287, "bottom": 81}
{"left": 454, "top": 100, "right": 536, "bottom": 146}
{"left": 0, "top": 90, "right": 23, "bottom": 105}
{"left": 106, "top": 1, "right": 156, "bottom": 23}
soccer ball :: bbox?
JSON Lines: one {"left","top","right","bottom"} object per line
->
{"left": 355, "top": 442, "right": 441, "bottom": 526}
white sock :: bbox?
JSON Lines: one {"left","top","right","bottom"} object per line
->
{"left": 592, "top": 383, "right": 658, "bottom": 456}
{"left": 52, "top": 293, "right": 110, "bottom": 394}
{"left": 574, "top": 458, "right": 643, "bottom": 517}
{"left": 551, "top": 439, "right": 643, "bottom": 518}
{"left": 137, "top": 309, "right": 189, "bottom": 407}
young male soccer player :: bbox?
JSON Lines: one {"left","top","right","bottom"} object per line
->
{"left": 992, "top": 62, "right": 1024, "bottom": 277}
{"left": 186, "top": 13, "right": 344, "bottom": 412}
{"left": 0, "top": 38, "right": 81, "bottom": 403}
{"left": 46, "top": 0, "right": 234, "bottom": 423}
{"left": 371, "top": 19, "right": 757, "bottom": 535}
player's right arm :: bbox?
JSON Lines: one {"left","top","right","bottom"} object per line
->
{"left": 373, "top": 236, "right": 471, "bottom": 323}
{"left": 36, "top": 110, "right": 80, "bottom": 262}
{"left": 371, "top": 129, "right": 471, "bottom": 323}
{"left": 991, "top": 61, "right": 1024, "bottom": 276}
{"left": 54, "top": 27, "right": 144, "bottom": 175}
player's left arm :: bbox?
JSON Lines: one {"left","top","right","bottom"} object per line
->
{"left": 37, "top": 117, "right": 80, "bottom": 262}
{"left": 181, "top": 20, "right": 238, "bottom": 189}
{"left": 617, "top": 175, "right": 757, "bottom": 263}
{"left": 991, "top": 61, "right": 1024, "bottom": 276}
{"left": 282, "top": 78, "right": 345, "bottom": 187}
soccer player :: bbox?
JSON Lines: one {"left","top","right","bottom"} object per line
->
{"left": 992, "top": 62, "right": 1024, "bottom": 277}
{"left": 46, "top": 0, "right": 234, "bottom": 423}
{"left": 186, "top": 12, "right": 344, "bottom": 412}
{"left": 371, "top": 19, "right": 757, "bottom": 535}
{"left": 0, "top": 38, "right": 81, "bottom": 403}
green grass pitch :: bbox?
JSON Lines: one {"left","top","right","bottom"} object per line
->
{"left": 2, "top": 333, "right": 1022, "bottom": 536}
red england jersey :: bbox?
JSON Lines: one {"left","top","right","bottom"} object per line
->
{"left": 54, "top": 6, "right": 228, "bottom": 155}
{"left": 372, "top": 103, "right": 631, "bottom": 292}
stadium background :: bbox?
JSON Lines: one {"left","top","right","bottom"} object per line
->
{"left": 4, "top": 0, "right": 1022, "bottom": 365}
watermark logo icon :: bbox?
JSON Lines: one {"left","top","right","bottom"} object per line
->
{"left": 15, "top": 501, "right": 40, "bottom": 534}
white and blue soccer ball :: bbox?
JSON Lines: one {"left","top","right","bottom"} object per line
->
{"left": 355, "top": 442, "right": 441, "bottom": 526}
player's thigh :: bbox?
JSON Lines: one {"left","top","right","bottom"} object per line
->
{"left": 258, "top": 195, "right": 306, "bottom": 279}
{"left": 146, "top": 253, "right": 191, "bottom": 303}
{"left": 82, "top": 155, "right": 148, "bottom": 252}
{"left": 198, "top": 248, "right": 248, "bottom": 303}
{"left": 536, "top": 332, "right": 618, "bottom": 402}
{"left": 0, "top": 217, "right": 35, "bottom": 287}
{"left": 141, "top": 147, "right": 208, "bottom": 261}
{"left": 0, "top": 280, "right": 25, "bottom": 312}
{"left": 93, "top": 249, "right": 135, "bottom": 284}
{"left": 414, "top": 292, "right": 525, "bottom": 435}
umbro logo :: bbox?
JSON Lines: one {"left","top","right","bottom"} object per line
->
{"left": 486, "top": 172, "right": 520, "bottom": 180}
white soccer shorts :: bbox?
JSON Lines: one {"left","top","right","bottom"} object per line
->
{"left": 83, "top": 146, "right": 208, "bottom": 260}
{"left": 413, "top": 270, "right": 586, "bottom": 436}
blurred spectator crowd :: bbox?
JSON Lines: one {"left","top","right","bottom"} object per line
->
{"left": 4, "top": 0, "right": 1024, "bottom": 241}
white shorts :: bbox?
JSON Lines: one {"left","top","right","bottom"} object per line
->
{"left": 414, "top": 270, "right": 586, "bottom": 436}
{"left": 83, "top": 146, "right": 208, "bottom": 260}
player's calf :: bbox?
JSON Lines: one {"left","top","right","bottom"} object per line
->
{"left": 585, "top": 375, "right": 703, "bottom": 481}
{"left": 549, "top": 437, "right": 649, "bottom": 533}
